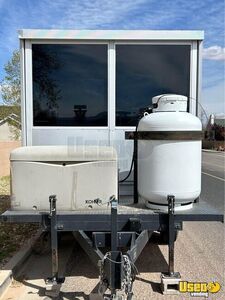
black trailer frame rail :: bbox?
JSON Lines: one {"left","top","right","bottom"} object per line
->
{"left": 0, "top": 196, "right": 223, "bottom": 299}
{"left": 1, "top": 200, "right": 223, "bottom": 229}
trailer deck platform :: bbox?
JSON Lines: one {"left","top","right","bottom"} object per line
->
{"left": 1, "top": 199, "right": 223, "bottom": 230}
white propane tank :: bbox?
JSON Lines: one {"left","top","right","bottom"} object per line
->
{"left": 138, "top": 94, "right": 202, "bottom": 211}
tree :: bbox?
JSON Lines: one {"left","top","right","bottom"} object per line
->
{"left": 32, "top": 45, "right": 61, "bottom": 124}
{"left": 1, "top": 50, "right": 21, "bottom": 107}
{"left": 1, "top": 50, "right": 21, "bottom": 140}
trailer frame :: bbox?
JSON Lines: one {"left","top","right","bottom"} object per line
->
{"left": 0, "top": 193, "right": 223, "bottom": 299}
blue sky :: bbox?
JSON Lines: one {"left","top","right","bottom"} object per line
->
{"left": 0, "top": 0, "right": 224, "bottom": 116}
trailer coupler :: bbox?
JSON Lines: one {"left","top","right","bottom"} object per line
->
{"left": 98, "top": 197, "right": 136, "bottom": 299}
{"left": 98, "top": 252, "right": 135, "bottom": 299}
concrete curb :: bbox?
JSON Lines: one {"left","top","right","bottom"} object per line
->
{"left": 202, "top": 149, "right": 224, "bottom": 153}
{"left": 0, "top": 230, "right": 42, "bottom": 298}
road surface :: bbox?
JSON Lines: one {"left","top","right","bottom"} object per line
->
{"left": 2, "top": 151, "right": 225, "bottom": 300}
{"left": 201, "top": 151, "right": 224, "bottom": 211}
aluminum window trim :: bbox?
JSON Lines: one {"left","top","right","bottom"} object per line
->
{"left": 114, "top": 41, "right": 194, "bottom": 126}
{"left": 30, "top": 127, "right": 110, "bottom": 132}
{"left": 30, "top": 40, "right": 110, "bottom": 45}
{"left": 24, "top": 39, "right": 33, "bottom": 145}
{"left": 189, "top": 41, "right": 198, "bottom": 115}
{"left": 20, "top": 39, "right": 26, "bottom": 146}
{"left": 196, "top": 40, "right": 203, "bottom": 117}
{"left": 30, "top": 42, "right": 110, "bottom": 131}
{"left": 22, "top": 38, "right": 201, "bottom": 145}
{"left": 18, "top": 29, "right": 204, "bottom": 41}
{"left": 114, "top": 41, "right": 193, "bottom": 45}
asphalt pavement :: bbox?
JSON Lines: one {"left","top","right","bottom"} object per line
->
{"left": 2, "top": 151, "right": 225, "bottom": 300}
{"left": 201, "top": 151, "right": 224, "bottom": 211}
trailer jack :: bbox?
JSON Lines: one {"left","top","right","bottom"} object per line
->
{"left": 45, "top": 195, "right": 65, "bottom": 297}
{"left": 160, "top": 195, "right": 181, "bottom": 295}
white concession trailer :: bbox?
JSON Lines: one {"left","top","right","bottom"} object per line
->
{"left": 1, "top": 30, "right": 223, "bottom": 300}
{"left": 19, "top": 30, "right": 203, "bottom": 173}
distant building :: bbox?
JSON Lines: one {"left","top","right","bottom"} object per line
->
{"left": 0, "top": 105, "right": 21, "bottom": 141}
{"left": 206, "top": 114, "right": 225, "bottom": 141}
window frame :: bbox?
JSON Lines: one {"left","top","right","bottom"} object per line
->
{"left": 32, "top": 42, "right": 109, "bottom": 128}
{"left": 114, "top": 41, "right": 196, "bottom": 129}
{"left": 115, "top": 43, "right": 192, "bottom": 127}
{"left": 24, "top": 41, "right": 110, "bottom": 145}
{"left": 22, "top": 39, "right": 198, "bottom": 145}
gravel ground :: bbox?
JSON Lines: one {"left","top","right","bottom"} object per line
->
{"left": 0, "top": 176, "right": 38, "bottom": 268}
{"left": 2, "top": 223, "right": 224, "bottom": 300}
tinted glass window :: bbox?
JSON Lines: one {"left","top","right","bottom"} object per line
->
{"left": 116, "top": 45, "right": 190, "bottom": 126}
{"left": 32, "top": 44, "right": 108, "bottom": 126}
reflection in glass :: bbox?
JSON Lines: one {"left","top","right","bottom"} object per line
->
{"left": 116, "top": 45, "right": 190, "bottom": 126}
{"left": 32, "top": 44, "right": 108, "bottom": 126}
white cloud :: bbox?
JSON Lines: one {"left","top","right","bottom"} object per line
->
{"left": 51, "top": 0, "right": 147, "bottom": 28}
{"left": 214, "top": 112, "right": 225, "bottom": 119}
{"left": 203, "top": 46, "right": 225, "bottom": 61}
{"left": 202, "top": 80, "right": 225, "bottom": 115}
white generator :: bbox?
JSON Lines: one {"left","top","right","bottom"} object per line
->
{"left": 10, "top": 145, "right": 118, "bottom": 211}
